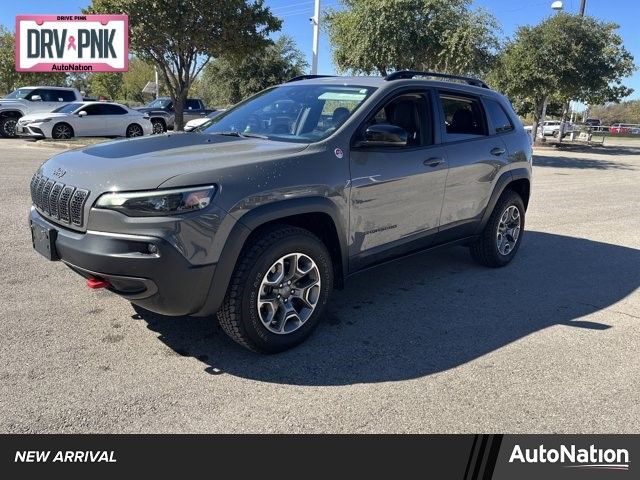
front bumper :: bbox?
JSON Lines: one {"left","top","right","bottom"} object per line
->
{"left": 30, "top": 208, "right": 216, "bottom": 316}
{"left": 16, "top": 123, "right": 47, "bottom": 138}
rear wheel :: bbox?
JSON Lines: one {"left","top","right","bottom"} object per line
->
{"left": 126, "top": 123, "right": 144, "bottom": 137}
{"left": 217, "top": 225, "right": 333, "bottom": 353}
{"left": 470, "top": 190, "right": 525, "bottom": 267}
{"left": 0, "top": 116, "right": 18, "bottom": 138}
{"left": 51, "top": 122, "right": 74, "bottom": 140}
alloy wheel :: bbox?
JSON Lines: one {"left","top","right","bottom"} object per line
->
{"left": 52, "top": 124, "right": 72, "bottom": 139}
{"left": 3, "top": 118, "right": 17, "bottom": 137}
{"left": 257, "top": 253, "right": 321, "bottom": 335}
{"left": 496, "top": 205, "right": 521, "bottom": 256}
{"left": 127, "top": 124, "right": 143, "bottom": 137}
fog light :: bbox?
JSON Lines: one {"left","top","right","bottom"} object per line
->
{"left": 148, "top": 244, "right": 158, "bottom": 254}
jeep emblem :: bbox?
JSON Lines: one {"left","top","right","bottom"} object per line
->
{"left": 53, "top": 167, "right": 66, "bottom": 178}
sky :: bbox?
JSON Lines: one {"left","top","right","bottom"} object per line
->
{"left": 3, "top": 0, "right": 639, "bottom": 100}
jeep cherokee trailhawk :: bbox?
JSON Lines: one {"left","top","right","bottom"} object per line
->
{"left": 29, "top": 71, "right": 532, "bottom": 353}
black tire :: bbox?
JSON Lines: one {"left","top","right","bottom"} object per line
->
{"left": 51, "top": 122, "right": 74, "bottom": 139}
{"left": 126, "top": 123, "right": 144, "bottom": 137}
{"left": 470, "top": 190, "right": 525, "bottom": 268}
{"left": 151, "top": 119, "right": 166, "bottom": 134}
{"left": 0, "top": 116, "right": 18, "bottom": 138}
{"left": 217, "top": 225, "right": 334, "bottom": 353}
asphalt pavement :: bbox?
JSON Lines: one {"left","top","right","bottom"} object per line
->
{"left": 0, "top": 138, "right": 638, "bottom": 433}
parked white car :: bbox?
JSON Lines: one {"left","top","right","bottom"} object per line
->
{"left": 183, "top": 109, "right": 225, "bottom": 132}
{"left": 16, "top": 101, "right": 153, "bottom": 139}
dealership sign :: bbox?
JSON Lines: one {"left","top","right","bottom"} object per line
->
{"left": 15, "top": 15, "right": 128, "bottom": 72}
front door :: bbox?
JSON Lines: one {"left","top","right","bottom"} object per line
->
{"left": 75, "top": 104, "right": 107, "bottom": 136}
{"left": 349, "top": 90, "right": 448, "bottom": 269}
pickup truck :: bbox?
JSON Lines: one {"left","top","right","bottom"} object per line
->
{"left": 0, "top": 86, "right": 83, "bottom": 138}
{"left": 136, "top": 97, "right": 215, "bottom": 133}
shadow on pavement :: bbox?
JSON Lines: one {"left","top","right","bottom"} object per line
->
{"left": 134, "top": 231, "right": 639, "bottom": 386}
{"left": 534, "top": 148, "right": 639, "bottom": 170}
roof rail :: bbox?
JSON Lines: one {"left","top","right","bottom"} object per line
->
{"left": 286, "top": 74, "right": 336, "bottom": 83}
{"left": 384, "top": 70, "right": 489, "bottom": 89}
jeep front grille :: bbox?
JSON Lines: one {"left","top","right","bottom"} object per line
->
{"left": 30, "top": 173, "right": 90, "bottom": 227}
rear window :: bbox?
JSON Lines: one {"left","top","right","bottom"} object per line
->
{"left": 439, "top": 93, "right": 487, "bottom": 141}
{"left": 484, "top": 99, "right": 514, "bottom": 133}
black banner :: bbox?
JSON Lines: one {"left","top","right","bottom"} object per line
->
{"left": 0, "top": 435, "right": 635, "bottom": 478}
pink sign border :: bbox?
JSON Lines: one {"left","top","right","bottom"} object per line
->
{"left": 15, "top": 14, "right": 129, "bottom": 72}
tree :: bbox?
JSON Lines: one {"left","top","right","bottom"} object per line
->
{"left": 490, "top": 13, "right": 635, "bottom": 142}
{"left": 90, "top": 72, "right": 124, "bottom": 100}
{"left": 324, "top": 0, "right": 499, "bottom": 76}
{"left": 0, "top": 26, "right": 66, "bottom": 95}
{"left": 196, "top": 36, "right": 307, "bottom": 106}
{"left": 86, "top": 0, "right": 281, "bottom": 129}
{"left": 121, "top": 58, "right": 157, "bottom": 104}
{"left": 588, "top": 100, "right": 640, "bottom": 125}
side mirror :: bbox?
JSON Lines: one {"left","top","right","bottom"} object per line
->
{"left": 356, "top": 124, "right": 408, "bottom": 147}
{"left": 78, "top": 111, "right": 87, "bottom": 117}
{"left": 30, "top": 95, "right": 42, "bottom": 102}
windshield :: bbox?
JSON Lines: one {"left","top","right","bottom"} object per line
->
{"left": 52, "top": 103, "right": 83, "bottom": 114}
{"left": 4, "top": 88, "right": 34, "bottom": 99}
{"left": 202, "top": 84, "right": 376, "bottom": 143}
{"left": 146, "top": 99, "right": 171, "bottom": 108}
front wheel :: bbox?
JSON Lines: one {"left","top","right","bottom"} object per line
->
{"left": 470, "top": 190, "right": 525, "bottom": 267}
{"left": 51, "top": 122, "right": 74, "bottom": 139}
{"left": 151, "top": 119, "right": 166, "bottom": 134}
{"left": 217, "top": 225, "right": 334, "bottom": 353}
{"left": 0, "top": 116, "right": 18, "bottom": 138}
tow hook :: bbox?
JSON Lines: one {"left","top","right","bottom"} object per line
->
{"left": 86, "top": 278, "right": 111, "bottom": 289}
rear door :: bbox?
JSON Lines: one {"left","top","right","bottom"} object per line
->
{"left": 349, "top": 88, "right": 448, "bottom": 269}
{"left": 101, "top": 104, "right": 129, "bottom": 135}
{"left": 436, "top": 90, "right": 509, "bottom": 240}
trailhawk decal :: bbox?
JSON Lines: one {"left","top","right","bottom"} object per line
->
{"left": 15, "top": 15, "right": 128, "bottom": 72}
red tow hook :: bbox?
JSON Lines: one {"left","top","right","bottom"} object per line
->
{"left": 87, "top": 278, "right": 111, "bottom": 289}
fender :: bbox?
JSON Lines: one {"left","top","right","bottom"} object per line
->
{"left": 476, "top": 167, "right": 530, "bottom": 234}
{"left": 0, "top": 108, "right": 25, "bottom": 117}
{"left": 195, "top": 196, "right": 349, "bottom": 316}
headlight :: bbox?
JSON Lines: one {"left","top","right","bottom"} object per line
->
{"left": 32, "top": 118, "right": 52, "bottom": 123}
{"left": 95, "top": 185, "right": 216, "bottom": 217}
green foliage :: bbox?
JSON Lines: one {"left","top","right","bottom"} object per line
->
{"left": 589, "top": 100, "right": 640, "bottom": 125}
{"left": 89, "top": 72, "right": 124, "bottom": 100}
{"left": 85, "top": 0, "right": 282, "bottom": 129}
{"left": 0, "top": 26, "right": 66, "bottom": 95}
{"left": 490, "top": 13, "right": 635, "bottom": 119}
{"left": 196, "top": 36, "right": 307, "bottom": 106}
{"left": 324, "top": 0, "right": 499, "bottom": 76}
{"left": 120, "top": 58, "right": 158, "bottom": 104}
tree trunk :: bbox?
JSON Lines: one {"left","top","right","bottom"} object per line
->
{"left": 173, "top": 89, "right": 188, "bottom": 131}
{"left": 532, "top": 96, "right": 547, "bottom": 146}
{"left": 557, "top": 100, "right": 571, "bottom": 144}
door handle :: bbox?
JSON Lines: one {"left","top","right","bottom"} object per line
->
{"left": 490, "top": 147, "right": 506, "bottom": 156}
{"left": 424, "top": 157, "right": 445, "bottom": 167}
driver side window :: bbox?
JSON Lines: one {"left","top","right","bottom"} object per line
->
{"left": 359, "top": 92, "right": 432, "bottom": 147}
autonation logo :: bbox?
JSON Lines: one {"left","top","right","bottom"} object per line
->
{"left": 509, "top": 444, "right": 630, "bottom": 471}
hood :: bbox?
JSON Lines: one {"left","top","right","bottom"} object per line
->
{"left": 136, "top": 107, "right": 167, "bottom": 114}
{"left": 37, "top": 132, "right": 310, "bottom": 194}
{"left": 20, "top": 112, "right": 69, "bottom": 122}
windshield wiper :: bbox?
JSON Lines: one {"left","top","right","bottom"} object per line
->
{"left": 211, "top": 131, "right": 269, "bottom": 139}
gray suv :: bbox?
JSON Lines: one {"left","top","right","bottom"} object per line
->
{"left": 29, "top": 71, "right": 532, "bottom": 353}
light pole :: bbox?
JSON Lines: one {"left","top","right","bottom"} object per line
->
{"left": 310, "top": 0, "right": 321, "bottom": 74}
{"left": 539, "top": 1, "right": 563, "bottom": 141}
